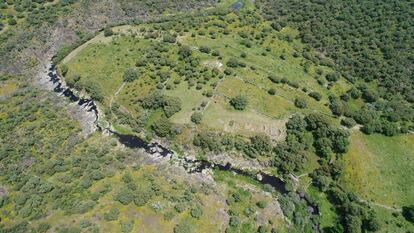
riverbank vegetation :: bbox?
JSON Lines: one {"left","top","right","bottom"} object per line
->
{"left": 56, "top": 0, "right": 414, "bottom": 231}
{"left": 0, "top": 82, "right": 289, "bottom": 233}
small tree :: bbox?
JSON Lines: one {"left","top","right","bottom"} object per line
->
{"left": 178, "top": 46, "right": 192, "bottom": 59}
{"left": 341, "top": 117, "right": 356, "bottom": 128}
{"left": 123, "top": 68, "right": 138, "bottom": 82}
{"left": 256, "top": 200, "right": 267, "bottom": 209}
{"left": 268, "top": 88, "right": 276, "bottom": 95}
{"left": 402, "top": 205, "right": 414, "bottom": 223}
{"left": 230, "top": 95, "right": 248, "bottom": 110}
{"left": 163, "top": 34, "right": 176, "bottom": 43}
{"left": 294, "top": 97, "right": 307, "bottom": 109}
{"left": 174, "top": 222, "right": 193, "bottom": 233}
{"left": 191, "top": 112, "right": 203, "bottom": 124}
{"left": 309, "top": 91, "right": 322, "bottom": 101}
{"left": 227, "top": 58, "right": 240, "bottom": 68}
{"left": 104, "top": 28, "right": 114, "bottom": 37}
{"left": 103, "top": 208, "right": 119, "bottom": 221}
{"left": 199, "top": 46, "right": 211, "bottom": 54}
{"left": 152, "top": 117, "right": 172, "bottom": 137}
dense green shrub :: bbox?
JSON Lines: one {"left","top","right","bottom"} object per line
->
{"left": 103, "top": 28, "right": 113, "bottom": 37}
{"left": 341, "top": 118, "right": 356, "bottom": 128}
{"left": 152, "top": 117, "right": 173, "bottom": 137}
{"left": 230, "top": 95, "right": 248, "bottom": 110}
{"left": 163, "top": 34, "right": 176, "bottom": 43}
{"left": 268, "top": 88, "right": 276, "bottom": 95}
{"left": 174, "top": 222, "right": 193, "bottom": 233}
{"left": 191, "top": 112, "right": 203, "bottom": 124}
{"left": 103, "top": 208, "right": 119, "bottom": 221}
{"left": 308, "top": 91, "right": 321, "bottom": 101}
{"left": 268, "top": 75, "right": 281, "bottom": 83}
{"left": 199, "top": 46, "right": 211, "bottom": 54}
{"left": 123, "top": 68, "right": 139, "bottom": 82}
{"left": 402, "top": 205, "right": 414, "bottom": 223}
{"left": 294, "top": 97, "right": 307, "bottom": 109}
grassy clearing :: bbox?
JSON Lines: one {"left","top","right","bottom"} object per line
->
{"left": 373, "top": 205, "right": 414, "bottom": 233}
{"left": 342, "top": 131, "right": 414, "bottom": 207}
{"left": 202, "top": 94, "right": 287, "bottom": 140}
{"left": 165, "top": 80, "right": 210, "bottom": 125}
{"left": 62, "top": 5, "right": 346, "bottom": 142}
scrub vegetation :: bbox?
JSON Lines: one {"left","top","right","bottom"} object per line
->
{"left": 0, "top": 0, "right": 413, "bottom": 232}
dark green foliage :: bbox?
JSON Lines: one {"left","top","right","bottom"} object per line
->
{"left": 114, "top": 187, "right": 135, "bottom": 205}
{"left": 294, "top": 97, "right": 307, "bottom": 109}
{"left": 152, "top": 116, "right": 173, "bottom": 137}
{"left": 120, "top": 220, "right": 134, "bottom": 233}
{"left": 103, "top": 208, "right": 119, "bottom": 221}
{"left": 211, "top": 50, "right": 220, "bottom": 56}
{"left": 328, "top": 95, "right": 345, "bottom": 116}
{"left": 308, "top": 91, "right": 322, "bottom": 101}
{"left": 32, "top": 223, "right": 51, "bottom": 233}
{"left": 230, "top": 95, "right": 248, "bottom": 110}
{"left": 250, "top": 135, "right": 272, "bottom": 155}
{"left": 178, "top": 45, "right": 192, "bottom": 59}
{"left": 341, "top": 118, "right": 356, "bottom": 128}
{"left": 163, "top": 34, "right": 176, "bottom": 43}
{"left": 268, "top": 75, "right": 281, "bottom": 83}
{"left": 190, "top": 206, "right": 203, "bottom": 219}
{"left": 8, "top": 18, "right": 17, "bottom": 25}
{"left": 402, "top": 205, "right": 414, "bottom": 223}
{"left": 103, "top": 28, "right": 114, "bottom": 37}
{"left": 193, "top": 132, "right": 222, "bottom": 152}
{"left": 163, "top": 96, "right": 182, "bottom": 118}
{"left": 140, "top": 91, "right": 181, "bottom": 118}
{"left": 134, "top": 188, "right": 153, "bottom": 207}
{"left": 191, "top": 112, "right": 203, "bottom": 124}
{"left": 0, "top": 222, "right": 28, "bottom": 233}
{"left": 260, "top": 0, "right": 414, "bottom": 137}
{"left": 226, "top": 58, "right": 241, "bottom": 68}
{"left": 363, "top": 214, "right": 381, "bottom": 232}
{"left": 199, "top": 46, "right": 211, "bottom": 54}
{"left": 123, "top": 68, "right": 139, "bottom": 82}
{"left": 229, "top": 216, "right": 240, "bottom": 227}
{"left": 256, "top": 200, "right": 267, "bottom": 209}
{"left": 82, "top": 81, "right": 104, "bottom": 102}
{"left": 326, "top": 72, "right": 340, "bottom": 82}
{"left": 268, "top": 88, "right": 276, "bottom": 95}
{"left": 260, "top": 0, "right": 414, "bottom": 102}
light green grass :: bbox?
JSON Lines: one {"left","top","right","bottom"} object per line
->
{"left": 342, "top": 132, "right": 414, "bottom": 207}
{"left": 165, "top": 80, "right": 210, "bottom": 125}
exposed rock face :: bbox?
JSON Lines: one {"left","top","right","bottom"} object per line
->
{"left": 0, "top": 187, "right": 6, "bottom": 197}
{"left": 0, "top": 0, "right": 217, "bottom": 76}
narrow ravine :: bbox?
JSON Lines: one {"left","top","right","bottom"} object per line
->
{"left": 45, "top": 62, "right": 288, "bottom": 192}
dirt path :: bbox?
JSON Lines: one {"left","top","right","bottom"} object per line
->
{"left": 62, "top": 33, "right": 111, "bottom": 64}
{"left": 109, "top": 82, "right": 126, "bottom": 120}
{"left": 359, "top": 198, "right": 402, "bottom": 212}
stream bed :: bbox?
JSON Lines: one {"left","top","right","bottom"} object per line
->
{"left": 45, "top": 62, "right": 320, "bottom": 228}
